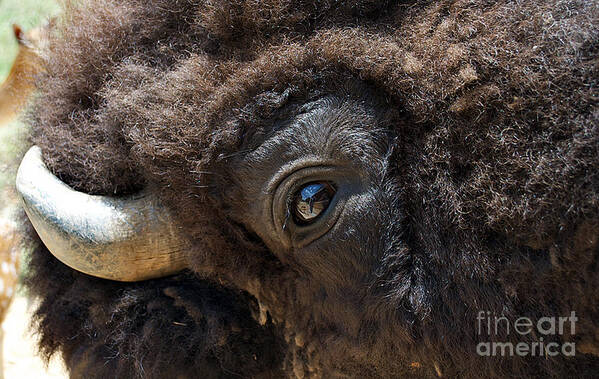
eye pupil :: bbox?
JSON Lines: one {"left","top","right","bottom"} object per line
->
{"left": 292, "top": 181, "right": 336, "bottom": 224}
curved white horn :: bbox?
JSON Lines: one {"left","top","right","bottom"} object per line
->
{"left": 16, "top": 146, "right": 189, "bottom": 282}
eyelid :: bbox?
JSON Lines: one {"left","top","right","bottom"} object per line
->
{"left": 265, "top": 157, "right": 337, "bottom": 196}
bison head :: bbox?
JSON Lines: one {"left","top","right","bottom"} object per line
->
{"left": 17, "top": 0, "right": 599, "bottom": 378}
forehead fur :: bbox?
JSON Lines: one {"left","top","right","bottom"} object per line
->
{"left": 31, "top": 0, "right": 597, "bottom": 231}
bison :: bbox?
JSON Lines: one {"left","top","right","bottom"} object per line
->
{"left": 15, "top": 0, "right": 599, "bottom": 377}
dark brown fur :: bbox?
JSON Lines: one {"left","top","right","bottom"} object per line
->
{"left": 23, "top": 0, "right": 599, "bottom": 377}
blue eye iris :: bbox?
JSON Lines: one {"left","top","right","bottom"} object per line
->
{"left": 293, "top": 181, "right": 336, "bottom": 224}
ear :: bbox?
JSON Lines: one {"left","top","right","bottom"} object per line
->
{"left": 12, "top": 24, "right": 25, "bottom": 44}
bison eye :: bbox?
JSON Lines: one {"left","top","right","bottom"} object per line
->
{"left": 292, "top": 182, "right": 336, "bottom": 224}
{"left": 271, "top": 166, "right": 353, "bottom": 247}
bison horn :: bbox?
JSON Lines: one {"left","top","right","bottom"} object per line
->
{"left": 16, "top": 146, "right": 189, "bottom": 281}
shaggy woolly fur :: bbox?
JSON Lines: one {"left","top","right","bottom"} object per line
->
{"left": 22, "top": 0, "right": 599, "bottom": 378}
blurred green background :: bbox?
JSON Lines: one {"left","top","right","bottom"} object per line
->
{"left": 0, "top": 0, "right": 59, "bottom": 80}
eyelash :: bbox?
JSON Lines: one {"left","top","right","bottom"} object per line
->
{"left": 282, "top": 201, "right": 292, "bottom": 231}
